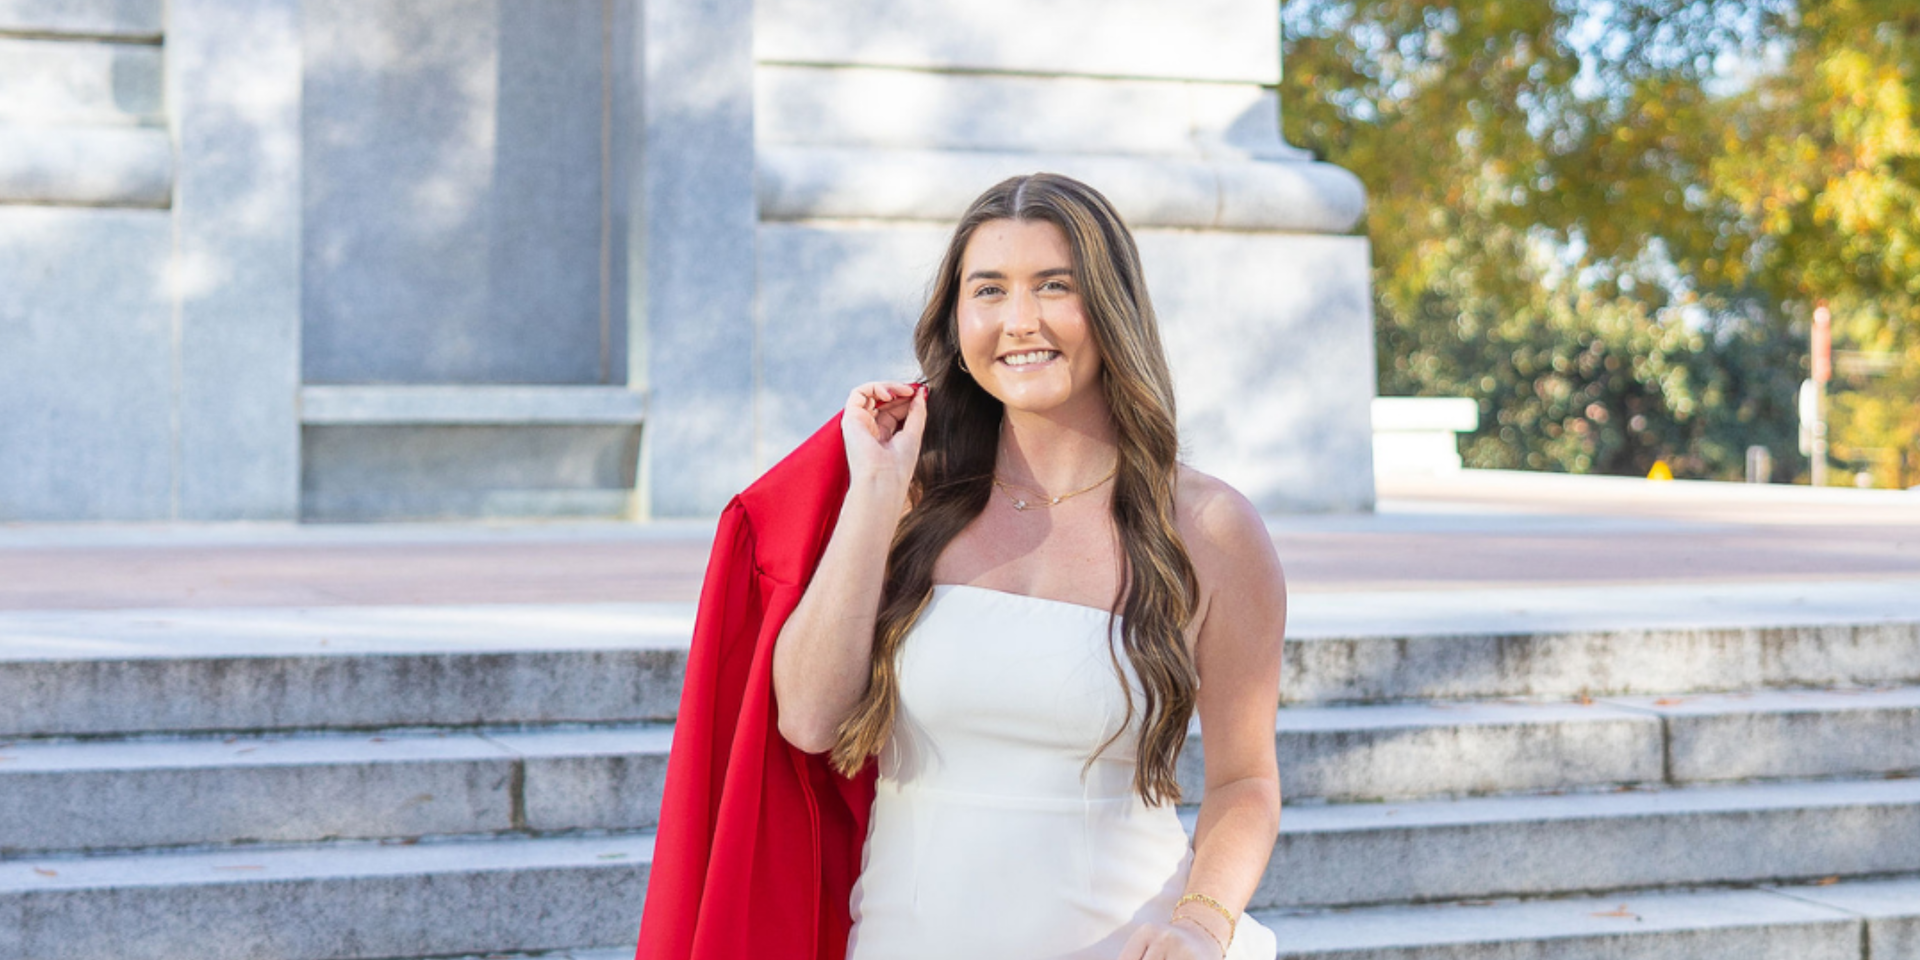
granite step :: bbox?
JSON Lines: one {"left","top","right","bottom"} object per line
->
{"left": 12, "top": 686, "right": 1916, "bottom": 855}
{"left": 1255, "top": 879, "right": 1916, "bottom": 960}
{"left": 0, "top": 604, "right": 696, "bottom": 738}
{"left": 1285, "top": 578, "right": 1920, "bottom": 703}
{"left": 0, "top": 726, "right": 672, "bottom": 854}
{"left": 5, "top": 595, "right": 1919, "bottom": 737}
{"left": 1230, "top": 685, "right": 1920, "bottom": 804}
{"left": 1601, "top": 686, "right": 1920, "bottom": 784}
{"left": 0, "top": 832, "right": 653, "bottom": 960}
{"left": 1249, "top": 777, "right": 1920, "bottom": 909}
{"left": 1776, "top": 875, "right": 1920, "bottom": 959}
{"left": 1221, "top": 699, "right": 1663, "bottom": 803}
{"left": 8, "top": 737, "right": 1919, "bottom": 956}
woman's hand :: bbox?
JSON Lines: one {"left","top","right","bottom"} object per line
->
{"left": 1118, "top": 918, "right": 1227, "bottom": 960}
{"left": 841, "top": 380, "right": 926, "bottom": 495}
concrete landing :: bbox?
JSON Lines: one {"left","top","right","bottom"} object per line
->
{"left": 0, "top": 469, "right": 1913, "bottom": 611}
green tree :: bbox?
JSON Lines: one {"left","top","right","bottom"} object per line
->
{"left": 1283, "top": 0, "right": 1917, "bottom": 484}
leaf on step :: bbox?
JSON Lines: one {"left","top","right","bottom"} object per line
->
{"left": 1651, "top": 698, "right": 1685, "bottom": 706}
{"left": 1591, "top": 905, "right": 1640, "bottom": 920}
{"left": 32, "top": 868, "right": 55, "bottom": 877}
{"left": 598, "top": 852, "right": 628, "bottom": 860}
{"left": 1813, "top": 876, "right": 1841, "bottom": 886}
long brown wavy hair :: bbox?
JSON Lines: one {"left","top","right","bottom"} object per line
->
{"left": 827, "top": 173, "right": 1200, "bottom": 807}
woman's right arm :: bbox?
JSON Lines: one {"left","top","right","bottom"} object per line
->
{"left": 772, "top": 380, "right": 927, "bottom": 754}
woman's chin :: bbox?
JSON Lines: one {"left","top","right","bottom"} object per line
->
{"left": 991, "top": 386, "right": 1090, "bottom": 418}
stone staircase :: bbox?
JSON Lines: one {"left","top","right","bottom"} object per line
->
{"left": 3, "top": 582, "right": 1919, "bottom": 959}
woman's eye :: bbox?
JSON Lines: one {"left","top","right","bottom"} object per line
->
{"left": 1041, "top": 279, "right": 1071, "bottom": 292}
{"left": 973, "top": 284, "right": 1004, "bottom": 297}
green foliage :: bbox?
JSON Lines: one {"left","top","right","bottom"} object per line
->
{"left": 1283, "top": 0, "right": 1920, "bottom": 484}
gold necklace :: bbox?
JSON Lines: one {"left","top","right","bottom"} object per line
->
{"left": 991, "top": 465, "right": 1118, "bottom": 511}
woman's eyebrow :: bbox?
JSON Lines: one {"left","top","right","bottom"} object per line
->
{"left": 963, "top": 267, "right": 1071, "bottom": 282}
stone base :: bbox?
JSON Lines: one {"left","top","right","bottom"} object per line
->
{"left": 300, "top": 424, "right": 642, "bottom": 521}
{"left": 0, "top": 206, "right": 174, "bottom": 521}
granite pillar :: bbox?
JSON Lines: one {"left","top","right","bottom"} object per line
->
{"left": 166, "top": 0, "right": 303, "bottom": 519}
{"left": 622, "top": 0, "right": 759, "bottom": 517}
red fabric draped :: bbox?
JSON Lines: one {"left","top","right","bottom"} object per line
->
{"left": 636, "top": 413, "right": 878, "bottom": 960}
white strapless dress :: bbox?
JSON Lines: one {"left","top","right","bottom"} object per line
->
{"left": 845, "top": 584, "right": 1277, "bottom": 960}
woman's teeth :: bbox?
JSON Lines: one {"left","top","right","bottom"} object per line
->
{"left": 1002, "top": 351, "right": 1060, "bottom": 367}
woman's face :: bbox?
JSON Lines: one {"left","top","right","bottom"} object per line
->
{"left": 954, "top": 218, "right": 1104, "bottom": 417}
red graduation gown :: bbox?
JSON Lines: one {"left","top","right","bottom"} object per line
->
{"left": 635, "top": 412, "right": 879, "bottom": 960}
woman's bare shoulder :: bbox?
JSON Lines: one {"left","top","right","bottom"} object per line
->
{"left": 1173, "top": 464, "right": 1271, "bottom": 559}
{"left": 1174, "top": 463, "right": 1287, "bottom": 635}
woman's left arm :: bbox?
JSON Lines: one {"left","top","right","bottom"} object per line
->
{"left": 1183, "top": 481, "right": 1287, "bottom": 934}
{"left": 1121, "top": 479, "right": 1286, "bottom": 960}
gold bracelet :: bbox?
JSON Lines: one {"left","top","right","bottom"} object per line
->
{"left": 1170, "top": 913, "right": 1228, "bottom": 957}
{"left": 1176, "top": 892, "right": 1238, "bottom": 941}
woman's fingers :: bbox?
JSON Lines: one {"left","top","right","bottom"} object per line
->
{"left": 852, "top": 381, "right": 923, "bottom": 440}
{"left": 901, "top": 383, "right": 927, "bottom": 439}
{"left": 845, "top": 381, "right": 929, "bottom": 454}
{"left": 877, "top": 384, "right": 926, "bottom": 434}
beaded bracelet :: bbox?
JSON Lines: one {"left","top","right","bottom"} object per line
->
{"left": 1176, "top": 892, "right": 1237, "bottom": 939}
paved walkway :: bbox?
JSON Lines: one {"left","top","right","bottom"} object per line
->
{"left": 1, "top": 470, "right": 1914, "bottom": 612}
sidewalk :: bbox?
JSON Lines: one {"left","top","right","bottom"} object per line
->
{"left": 0, "top": 470, "right": 1914, "bottom": 612}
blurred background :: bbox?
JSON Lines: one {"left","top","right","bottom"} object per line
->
{"left": 11, "top": 1, "right": 1912, "bottom": 529}
{"left": 1283, "top": 0, "right": 1919, "bottom": 489}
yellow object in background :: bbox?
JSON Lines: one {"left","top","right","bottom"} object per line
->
{"left": 1647, "top": 461, "right": 1674, "bottom": 481}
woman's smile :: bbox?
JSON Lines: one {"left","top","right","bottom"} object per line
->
{"left": 1000, "top": 349, "right": 1062, "bottom": 369}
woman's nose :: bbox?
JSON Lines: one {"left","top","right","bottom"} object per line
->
{"left": 1008, "top": 288, "right": 1042, "bottom": 335}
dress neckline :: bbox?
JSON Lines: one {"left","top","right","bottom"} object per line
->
{"left": 931, "top": 582, "right": 1120, "bottom": 619}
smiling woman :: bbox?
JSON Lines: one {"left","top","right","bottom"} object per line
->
{"left": 954, "top": 218, "right": 1105, "bottom": 422}
{"left": 770, "top": 173, "right": 1287, "bottom": 960}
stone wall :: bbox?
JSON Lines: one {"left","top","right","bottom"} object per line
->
{"left": 0, "top": 0, "right": 302, "bottom": 521}
{"left": 294, "top": 0, "right": 649, "bottom": 521}
{"left": 0, "top": 0, "right": 1375, "bottom": 520}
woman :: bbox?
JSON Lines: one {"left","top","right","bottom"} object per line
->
{"left": 771, "top": 173, "right": 1286, "bottom": 960}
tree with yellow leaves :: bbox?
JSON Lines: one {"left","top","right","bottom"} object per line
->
{"left": 1284, "top": 0, "right": 1919, "bottom": 485}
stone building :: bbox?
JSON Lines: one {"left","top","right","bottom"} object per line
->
{"left": 0, "top": 0, "right": 1374, "bottom": 521}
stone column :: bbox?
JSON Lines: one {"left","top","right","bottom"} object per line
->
{"left": 623, "top": 0, "right": 760, "bottom": 517}
{"left": 167, "top": 0, "right": 304, "bottom": 519}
